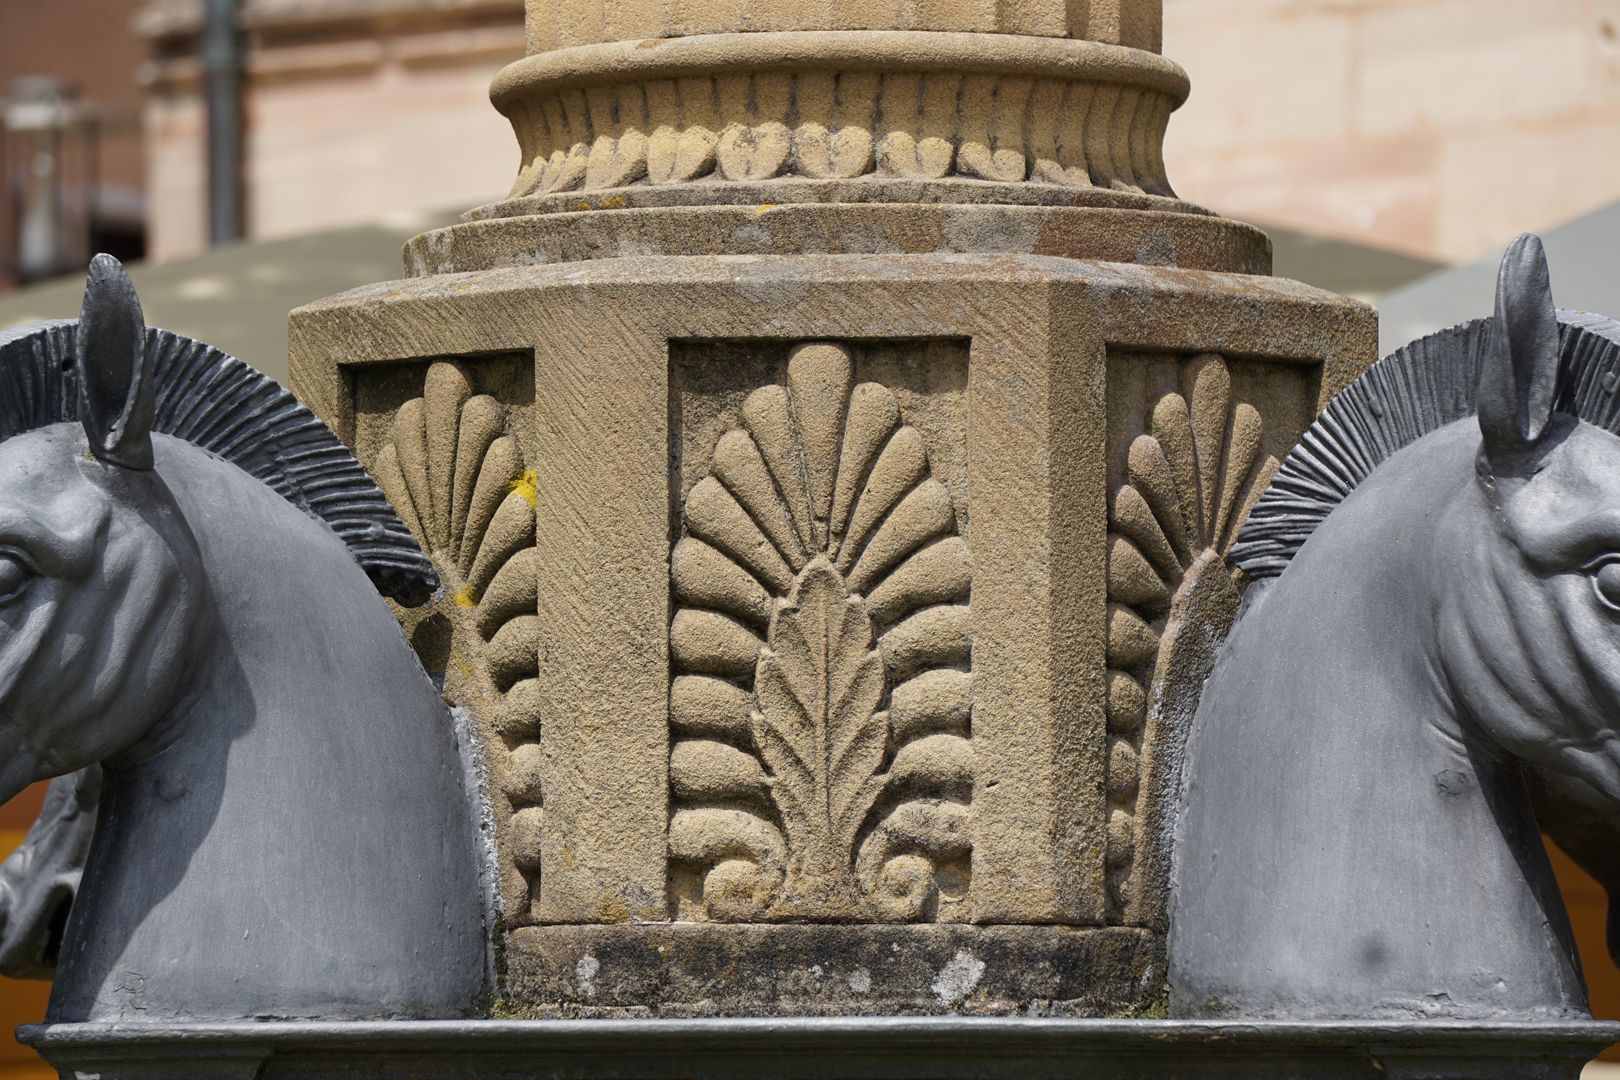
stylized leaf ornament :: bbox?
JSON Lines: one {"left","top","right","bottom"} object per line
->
{"left": 751, "top": 558, "right": 888, "bottom": 913}
{"left": 669, "top": 342, "right": 973, "bottom": 923}
{"left": 1103, "top": 354, "right": 1277, "bottom": 923}
{"left": 371, "top": 361, "right": 542, "bottom": 924}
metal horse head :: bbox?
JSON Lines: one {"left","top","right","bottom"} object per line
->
{"left": 0, "top": 252, "right": 434, "bottom": 802}
{"left": 0, "top": 258, "right": 205, "bottom": 798}
{"left": 0, "top": 258, "right": 487, "bottom": 1022}
{"left": 1174, "top": 235, "right": 1620, "bottom": 1021}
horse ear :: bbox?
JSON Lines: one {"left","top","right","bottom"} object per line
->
{"left": 77, "top": 254, "right": 155, "bottom": 471}
{"left": 1478, "top": 233, "right": 1559, "bottom": 468}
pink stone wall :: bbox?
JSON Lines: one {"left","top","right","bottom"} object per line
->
{"left": 142, "top": 4, "right": 524, "bottom": 263}
{"left": 1165, "top": 0, "right": 1620, "bottom": 263}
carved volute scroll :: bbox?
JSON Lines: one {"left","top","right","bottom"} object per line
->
{"left": 669, "top": 342, "right": 973, "bottom": 923}
{"left": 370, "top": 362, "right": 542, "bottom": 922}
{"left": 1104, "top": 354, "right": 1281, "bottom": 923}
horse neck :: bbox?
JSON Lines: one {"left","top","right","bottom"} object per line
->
{"left": 1171, "top": 420, "right": 1585, "bottom": 1019}
{"left": 52, "top": 440, "right": 488, "bottom": 1022}
{"left": 144, "top": 444, "right": 446, "bottom": 811}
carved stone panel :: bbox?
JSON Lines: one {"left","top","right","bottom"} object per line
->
{"left": 668, "top": 341, "right": 972, "bottom": 924}
{"left": 1103, "top": 351, "right": 1320, "bottom": 928}
{"left": 351, "top": 355, "right": 541, "bottom": 923}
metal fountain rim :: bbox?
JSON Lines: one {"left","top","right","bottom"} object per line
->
{"left": 21, "top": 1015, "right": 1620, "bottom": 1048}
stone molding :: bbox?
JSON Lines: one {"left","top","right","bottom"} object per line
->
{"left": 414, "top": 201, "right": 1272, "bottom": 276}
{"left": 489, "top": 31, "right": 1185, "bottom": 200}
{"left": 523, "top": 0, "right": 1163, "bottom": 55}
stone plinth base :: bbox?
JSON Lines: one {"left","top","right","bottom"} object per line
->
{"left": 21, "top": 1018, "right": 1620, "bottom": 1080}
{"left": 502, "top": 924, "right": 1161, "bottom": 1017}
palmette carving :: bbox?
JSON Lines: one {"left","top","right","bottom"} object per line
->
{"left": 371, "top": 362, "right": 541, "bottom": 921}
{"left": 1104, "top": 354, "right": 1278, "bottom": 920}
{"left": 669, "top": 342, "right": 973, "bottom": 923}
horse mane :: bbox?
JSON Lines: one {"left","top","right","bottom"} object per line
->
{"left": 1232, "top": 309, "right": 1620, "bottom": 579}
{"left": 0, "top": 319, "right": 437, "bottom": 606}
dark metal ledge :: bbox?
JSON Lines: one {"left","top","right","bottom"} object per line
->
{"left": 20, "top": 1017, "right": 1620, "bottom": 1080}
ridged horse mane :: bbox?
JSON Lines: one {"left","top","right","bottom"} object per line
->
{"left": 0, "top": 318, "right": 437, "bottom": 606}
{"left": 1232, "top": 308, "right": 1620, "bottom": 578}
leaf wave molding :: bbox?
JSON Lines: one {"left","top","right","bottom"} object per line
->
{"left": 371, "top": 362, "right": 542, "bottom": 922}
{"left": 1104, "top": 354, "right": 1278, "bottom": 923}
{"left": 498, "top": 69, "right": 1176, "bottom": 197}
{"left": 669, "top": 342, "right": 973, "bottom": 923}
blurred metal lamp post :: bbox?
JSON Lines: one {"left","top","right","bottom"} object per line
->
{"left": 202, "top": 0, "right": 243, "bottom": 246}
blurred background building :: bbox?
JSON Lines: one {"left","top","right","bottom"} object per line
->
{"left": 1, "top": 0, "right": 519, "bottom": 295}
{"left": 1, "top": 0, "right": 1619, "bottom": 1075}
{"left": 0, "top": 0, "right": 147, "bottom": 290}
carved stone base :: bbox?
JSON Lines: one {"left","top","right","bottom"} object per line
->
{"left": 22, "top": 1019, "right": 1620, "bottom": 1080}
{"left": 291, "top": 248, "right": 1373, "bottom": 1018}
{"left": 502, "top": 924, "right": 1161, "bottom": 1017}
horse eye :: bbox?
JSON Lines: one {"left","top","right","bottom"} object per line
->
{"left": 0, "top": 554, "right": 32, "bottom": 604}
{"left": 1594, "top": 560, "right": 1620, "bottom": 611}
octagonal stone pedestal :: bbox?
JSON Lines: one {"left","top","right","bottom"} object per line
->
{"left": 271, "top": 0, "right": 1388, "bottom": 1021}
{"left": 288, "top": 245, "right": 1371, "bottom": 1017}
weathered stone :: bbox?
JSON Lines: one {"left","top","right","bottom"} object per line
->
{"left": 502, "top": 924, "right": 1159, "bottom": 1017}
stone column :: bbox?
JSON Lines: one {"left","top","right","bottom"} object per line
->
{"left": 290, "top": 0, "right": 1374, "bottom": 1017}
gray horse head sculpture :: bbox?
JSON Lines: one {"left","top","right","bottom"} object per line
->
{"left": 1172, "top": 234, "right": 1620, "bottom": 1021}
{"left": 0, "top": 256, "right": 489, "bottom": 1021}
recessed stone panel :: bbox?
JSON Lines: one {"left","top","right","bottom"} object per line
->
{"left": 667, "top": 338, "right": 972, "bottom": 924}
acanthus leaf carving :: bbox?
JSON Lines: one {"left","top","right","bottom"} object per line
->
{"left": 751, "top": 558, "right": 888, "bottom": 915}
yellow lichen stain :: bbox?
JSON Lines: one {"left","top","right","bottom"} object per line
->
{"left": 601, "top": 196, "right": 626, "bottom": 210}
{"left": 509, "top": 469, "right": 539, "bottom": 508}
{"left": 454, "top": 585, "right": 479, "bottom": 609}
{"left": 754, "top": 204, "right": 778, "bottom": 215}
{"left": 575, "top": 201, "right": 592, "bottom": 213}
